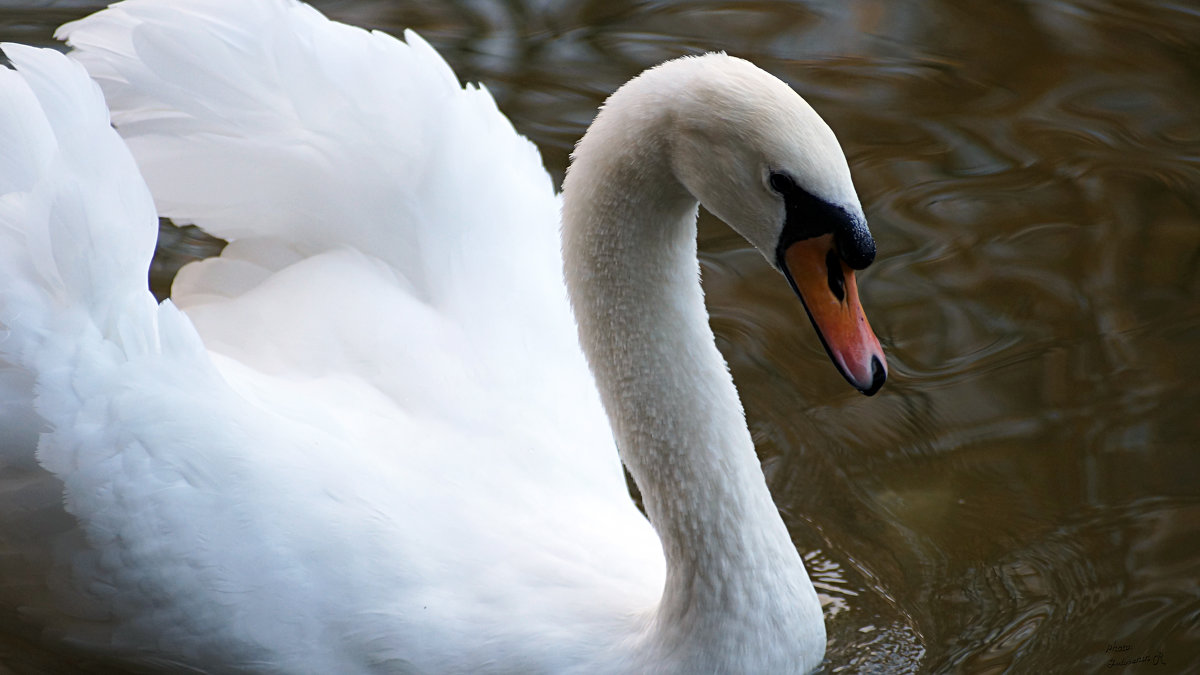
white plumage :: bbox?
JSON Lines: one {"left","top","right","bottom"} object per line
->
{"left": 0, "top": 0, "right": 882, "bottom": 671}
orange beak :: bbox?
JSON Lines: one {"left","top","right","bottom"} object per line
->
{"left": 781, "top": 233, "right": 887, "bottom": 395}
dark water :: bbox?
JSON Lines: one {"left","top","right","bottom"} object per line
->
{"left": 3, "top": 1, "right": 1199, "bottom": 673}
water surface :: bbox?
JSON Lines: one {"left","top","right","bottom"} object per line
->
{"left": 2, "top": 1, "right": 1198, "bottom": 672}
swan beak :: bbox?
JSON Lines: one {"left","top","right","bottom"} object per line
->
{"left": 781, "top": 234, "right": 887, "bottom": 395}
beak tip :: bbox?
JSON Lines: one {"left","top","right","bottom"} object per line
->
{"left": 859, "top": 355, "right": 887, "bottom": 396}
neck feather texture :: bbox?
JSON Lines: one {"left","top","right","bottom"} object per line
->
{"left": 560, "top": 63, "right": 826, "bottom": 671}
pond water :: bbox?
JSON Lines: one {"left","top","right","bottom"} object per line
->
{"left": 3, "top": 1, "right": 1199, "bottom": 672}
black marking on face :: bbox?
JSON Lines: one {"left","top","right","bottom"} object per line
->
{"left": 769, "top": 170, "right": 875, "bottom": 271}
{"left": 835, "top": 224, "right": 876, "bottom": 271}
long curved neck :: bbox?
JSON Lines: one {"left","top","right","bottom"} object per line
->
{"left": 561, "top": 82, "right": 824, "bottom": 668}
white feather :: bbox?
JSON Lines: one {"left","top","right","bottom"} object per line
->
{"left": 3, "top": 11, "right": 652, "bottom": 672}
{"left": 0, "top": 0, "right": 878, "bottom": 671}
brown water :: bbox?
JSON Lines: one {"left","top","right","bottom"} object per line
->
{"left": 3, "top": 1, "right": 1199, "bottom": 673}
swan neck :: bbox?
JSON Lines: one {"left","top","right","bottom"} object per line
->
{"left": 561, "top": 87, "right": 822, "bottom": 660}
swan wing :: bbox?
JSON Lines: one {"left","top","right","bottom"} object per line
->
{"left": 58, "top": 0, "right": 622, "bottom": 487}
{"left": 0, "top": 43, "right": 356, "bottom": 666}
{"left": 0, "top": 10, "right": 657, "bottom": 670}
{"left": 58, "top": 0, "right": 550, "bottom": 287}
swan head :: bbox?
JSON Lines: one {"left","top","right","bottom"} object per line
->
{"left": 661, "top": 54, "right": 888, "bottom": 395}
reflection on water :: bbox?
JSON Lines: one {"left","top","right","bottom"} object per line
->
{"left": 3, "top": 0, "right": 1199, "bottom": 672}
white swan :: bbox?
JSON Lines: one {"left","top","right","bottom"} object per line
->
{"left": 0, "top": 0, "right": 885, "bottom": 672}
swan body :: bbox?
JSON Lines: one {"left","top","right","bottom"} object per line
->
{"left": 0, "top": 0, "right": 884, "bottom": 672}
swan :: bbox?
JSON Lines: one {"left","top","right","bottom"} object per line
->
{"left": 0, "top": 0, "right": 886, "bottom": 672}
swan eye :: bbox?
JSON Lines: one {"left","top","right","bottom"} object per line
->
{"left": 768, "top": 172, "right": 796, "bottom": 195}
